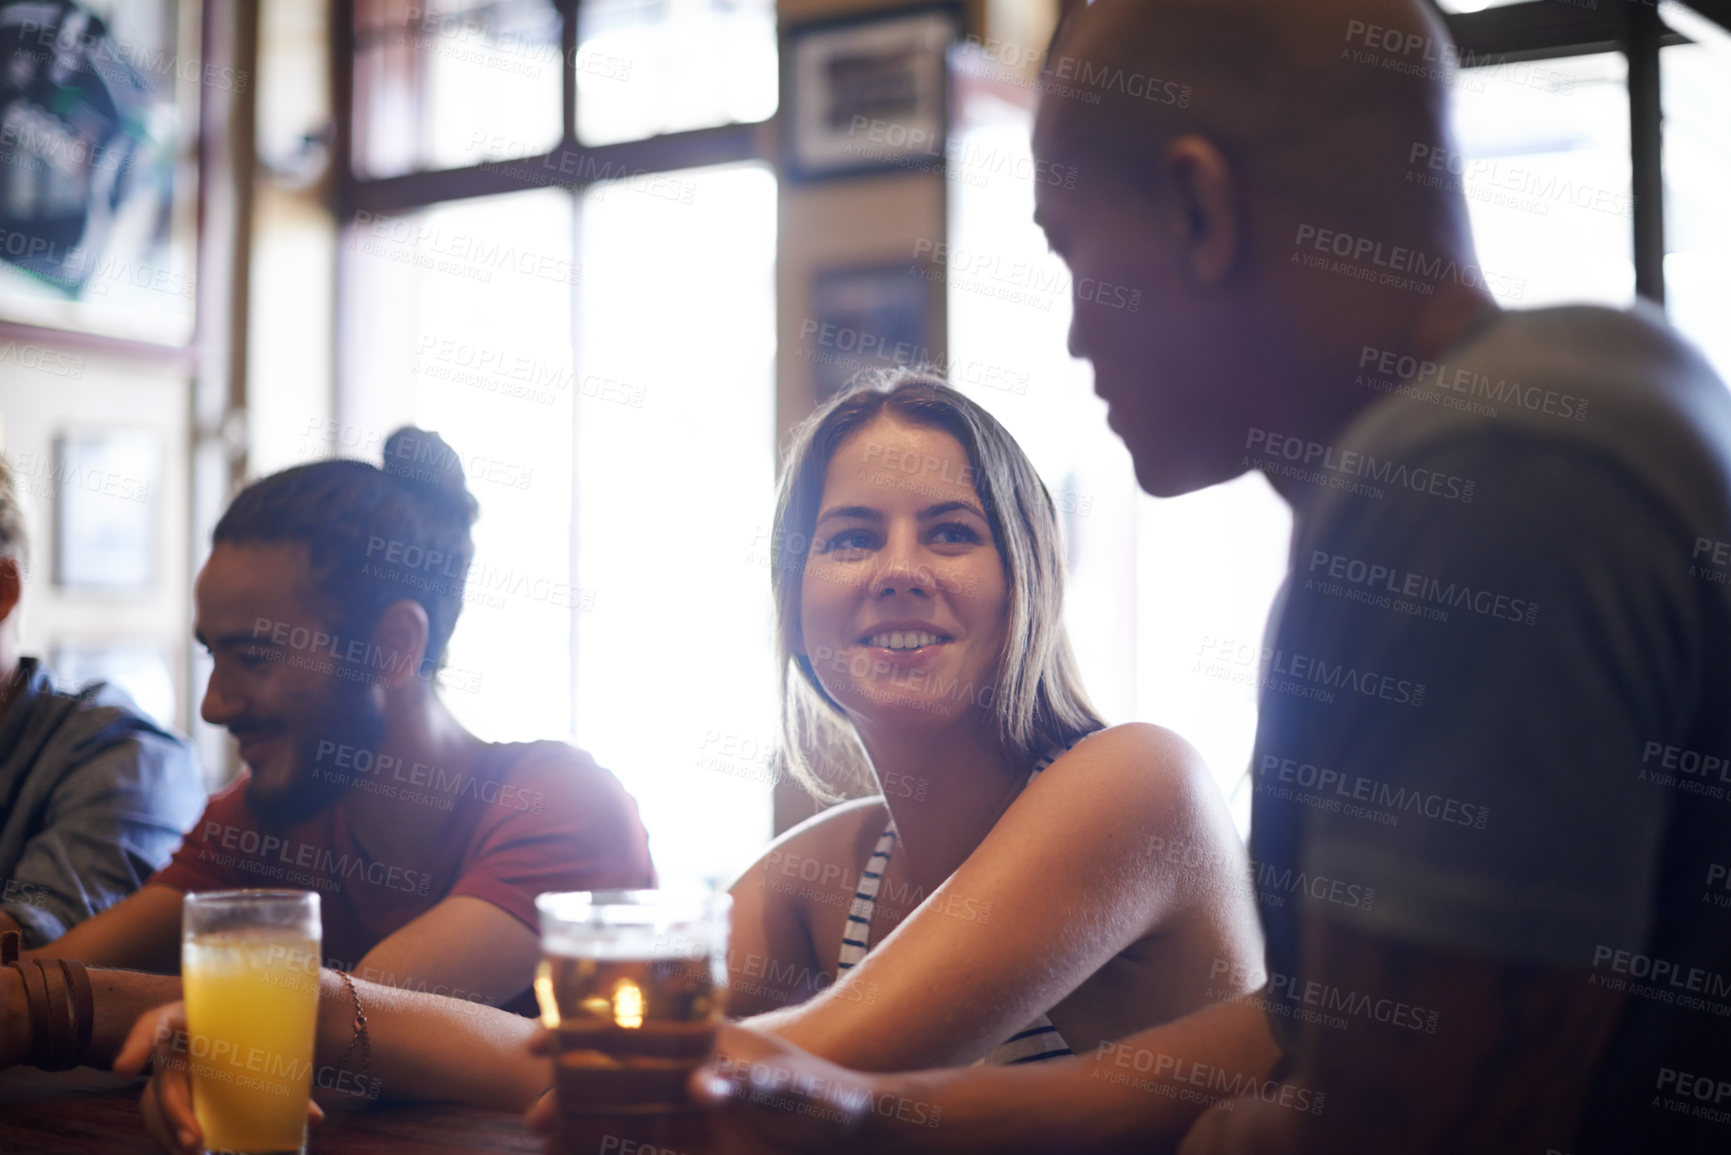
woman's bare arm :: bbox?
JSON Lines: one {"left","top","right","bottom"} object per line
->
{"left": 750, "top": 724, "right": 1259, "bottom": 1071}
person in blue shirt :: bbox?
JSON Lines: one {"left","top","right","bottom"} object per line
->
{"left": 0, "top": 454, "right": 203, "bottom": 947}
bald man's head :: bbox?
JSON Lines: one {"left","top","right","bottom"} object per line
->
{"left": 1037, "top": 0, "right": 1461, "bottom": 228}
{"left": 1031, "top": 0, "right": 1491, "bottom": 498}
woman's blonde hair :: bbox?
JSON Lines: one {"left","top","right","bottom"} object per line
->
{"left": 0, "top": 455, "right": 27, "bottom": 569}
{"left": 771, "top": 368, "right": 1104, "bottom": 801}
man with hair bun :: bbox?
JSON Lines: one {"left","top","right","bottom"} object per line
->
{"left": 0, "top": 429, "right": 655, "bottom": 1118}
{"left": 0, "top": 454, "right": 202, "bottom": 948}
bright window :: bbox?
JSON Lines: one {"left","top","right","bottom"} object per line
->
{"left": 343, "top": 189, "right": 578, "bottom": 738}
{"left": 575, "top": 0, "right": 778, "bottom": 145}
{"left": 1661, "top": 3, "right": 1731, "bottom": 385}
{"left": 353, "top": 0, "right": 564, "bottom": 177}
{"left": 1449, "top": 52, "right": 1636, "bottom": 308}
{"left": 343, "top": 169, "right": 778, "bottom": 889}
{"left": 340, "top": 0, "right": 777, "bottom": 884}
{"left": 571, "top": 163, "right": 778, "bottom": 886}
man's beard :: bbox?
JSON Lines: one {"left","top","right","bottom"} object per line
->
{"left": 244, "top": 677, "right": 387, "bottom": 828}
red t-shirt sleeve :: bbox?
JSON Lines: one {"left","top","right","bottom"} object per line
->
{"left": 446, "top": 743, "right": 657, "bottom": 932}
{"left": 147, "top": 778, "right": 245, "bottom": 893}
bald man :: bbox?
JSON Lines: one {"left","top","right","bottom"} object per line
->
{"left": 693, "top": 1, "right": 1731, "bottom": 1153}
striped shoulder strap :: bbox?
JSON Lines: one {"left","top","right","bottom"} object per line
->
{"left": 837, "top": 823, "right": 898, "bottom": 972}
{"left": 980, "top": 1021, "right": 1072, "bottom": 1066}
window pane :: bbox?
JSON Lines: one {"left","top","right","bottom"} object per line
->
{"left": 576, "top": 0, "right": 778, "bottom": 146}
{"left": 1448, "top": 52, "right": 1635, "bottom": 308}
{"left": 573, "top": 164, "right": 777, "bottom": 886}
{"left": 342, "top": 188, "right": 578, "bottom": 739}
{"left": 353, "top": 0, "right": 563, "bottom": 177}
{"left": 1661, "top": 3, "right": 1731, "bottom": 386}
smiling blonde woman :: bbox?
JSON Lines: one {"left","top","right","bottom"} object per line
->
{"left": 726, "top": 369, "right": 1264, "bottom": 1071}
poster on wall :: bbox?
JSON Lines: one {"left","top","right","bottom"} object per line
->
{"left": 0, "top": 0, "right": 199, "bottom": 343}
{"left": 53, "top": 428, "right": 159, "bottom": 591}
{"left": 785, "top": 5, "right": 961, "bottom": 182}
{"left": 808, "top": 264, "right": 933, "bottom": 400}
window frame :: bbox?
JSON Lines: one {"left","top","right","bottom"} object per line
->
{"left": 329, "top": 0, "right": 774, "bottom": 407}
{"left": 1433, "top": 0, "right": 1731, "bottom": 306}
{"left": 331, "top": 0, "right": 768, "bottom": 214}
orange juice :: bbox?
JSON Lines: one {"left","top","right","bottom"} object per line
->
{"left": 181, "top": 932, "right": 320, "bottom": 1154}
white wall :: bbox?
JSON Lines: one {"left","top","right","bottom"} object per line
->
{"left": 0, "top": 356, "right": 194, "bottom": 742}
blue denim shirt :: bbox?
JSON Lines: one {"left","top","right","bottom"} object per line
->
{"left": 0, "top": 656, "right": 204, "bottom": 947}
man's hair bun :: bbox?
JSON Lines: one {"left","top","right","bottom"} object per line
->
{"left": 382, "top": 426, "right": 480, "bottom": 526}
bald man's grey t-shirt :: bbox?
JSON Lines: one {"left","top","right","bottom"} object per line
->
{"left": 1246, "top": 305, "right": 1731, "bottom": 1152}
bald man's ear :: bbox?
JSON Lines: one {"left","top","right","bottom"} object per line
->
{"left": 1161, "top": 135, "right": 1238, "bottom": 287}
{"left": 372, "top": 599, "right": 431, "bottom": 691}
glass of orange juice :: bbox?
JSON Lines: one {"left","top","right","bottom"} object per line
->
{"left": 534, "top": 890, "right": 731, "bottom": 1154}
{"left": 181, "top": 890, "right": 322, "bottom": 1155}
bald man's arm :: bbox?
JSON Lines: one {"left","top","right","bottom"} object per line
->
{"left": 706, "top": 995, "right": 1281, "bottom": 1155}
{"left": 706, "top": 921, "right": 1618, "bottom": 1155}
{"left": 1176, "top": 918, "right": 1622, "bottom": 1155}
{"left": 879, "top": 995, "right": 1282, "bottom": 1153}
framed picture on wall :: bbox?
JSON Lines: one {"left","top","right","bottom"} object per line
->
{"left": 0, "top": 0, "right": 199, "bottom": 344}
{"left": 807, "top": 264, "right": 934, "bottom": 400}
{"left": 53, "top": 429, "right": 160, "bottom": 591}
{"left": 785, "top": 5, "right": 962, "bottom": 182}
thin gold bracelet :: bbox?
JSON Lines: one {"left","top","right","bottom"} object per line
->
{"left": 335, "top": 970, "right": 372, "bottom": 1085}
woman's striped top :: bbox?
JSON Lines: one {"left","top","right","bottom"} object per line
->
{"left": 835, "top": 733, "right": 1094, "bottom": 1066}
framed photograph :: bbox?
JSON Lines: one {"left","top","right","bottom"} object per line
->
{"left": 49, "top": 641, "right": 177, "bottom": 729}
{"left": 53, "top": 429, "right": 160, "bottom": 591}
{"left": 785, "top": 5, "right": 962, "bottom": 182}
{"left": 0, "top": 0, "right": 200, "bottom": 344}
{"left": 807, "top": 264, "right": 934, "bottom": 401}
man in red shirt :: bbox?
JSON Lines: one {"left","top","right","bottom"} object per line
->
{"left": 0, "top": 426, "right": 653, "bottom": 1084}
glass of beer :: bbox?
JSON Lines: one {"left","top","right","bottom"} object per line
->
{"left": 181, "top": 890, "right": 322, "bottom": 1155}
{"left": 534, "top": 890, "right": 732, "bottom": 1154}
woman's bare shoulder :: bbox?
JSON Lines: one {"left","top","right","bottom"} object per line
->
{"left": 1048, "top": 721, "right": 1212, "bottom": 794}
{"left": 1022, "top": 722, "right": 1244, "bottom": 899}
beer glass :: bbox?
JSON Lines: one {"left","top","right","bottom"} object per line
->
{"left": 181, "top": 890, "right": 322, "bottom": 1155}
{"left": 534, "top": 890, "right": 732, "bottom": 1153}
